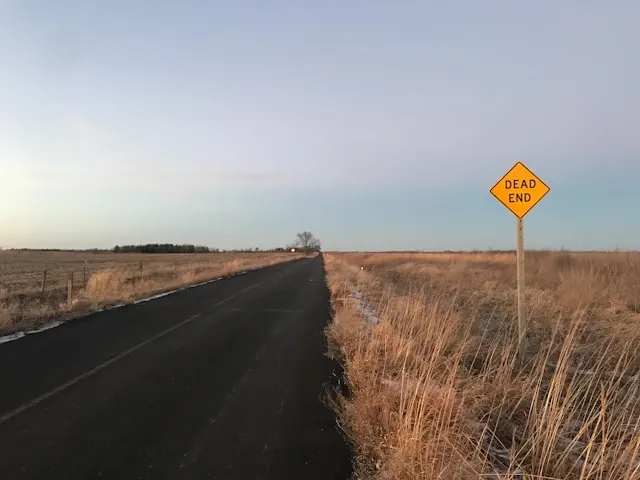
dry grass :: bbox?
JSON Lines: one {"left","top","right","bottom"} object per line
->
{"left": 324, "top": 251, "right": 640, "bottom": 479}
{"left": 0, "top": 251, "right": 307, "bottom": 334}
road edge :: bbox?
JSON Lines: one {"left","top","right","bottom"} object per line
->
{"left": 0, "top": 257, "right": 311, "bottom": 346}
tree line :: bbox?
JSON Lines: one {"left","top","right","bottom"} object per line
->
{"left": 3, "top": 233, "right": 322, "bottom": 255}
{"left": 113, "top": 244, "right": 214, "bottom": 254}
{"left": 111, "top": 233, "right": 321, "bottom": 255}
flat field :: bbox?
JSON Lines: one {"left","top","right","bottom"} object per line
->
{"left": 324, "top": 250, "right": 640, "bottom": 479}
{"left": 0, "top": 250, "right": 305, "bottom": 334}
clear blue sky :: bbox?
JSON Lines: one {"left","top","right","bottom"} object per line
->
{"left": 1, "top": 1, "right": 638, "bottom": 251}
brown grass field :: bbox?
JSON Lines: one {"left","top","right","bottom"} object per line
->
{"left": 324, "top": 250, "right": 640, "bottom": 479}
{"left": 0, "top": 250, "right": 306, "bottom": 334}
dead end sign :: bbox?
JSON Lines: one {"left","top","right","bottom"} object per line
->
{"left": 490, "top": 160, "right": 551, "bottom": 362}
{"left": 490, "top": 161, "right": 550, "bottom": 218}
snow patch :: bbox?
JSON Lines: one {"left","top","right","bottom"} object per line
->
{"left": 133, "top": 289, "right": 178, "bottom": 304}
{"left": 0, "top": 332, "right": 26, "bottom": 344}
{"left": 26, "top": 321, "right": 64, "bottom": 334}
{"left": 349, "top": 288, "right": 379, "bottom": 325}
{"left": 0, "top": 320, "right": 67, "bottom": 344}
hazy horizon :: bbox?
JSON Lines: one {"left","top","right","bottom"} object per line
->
{"left": 2, "top": 1, "right": 639, "bottom": 251}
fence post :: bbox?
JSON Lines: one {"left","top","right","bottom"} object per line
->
{"left": 41, "top": 269, "right": 47, "bottom": 294}
{"left": 67, "top": 272, "right": 73, "bottom": 304}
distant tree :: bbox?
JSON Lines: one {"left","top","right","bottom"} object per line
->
{"left": 293, "top": 231, "right": 321, "bottom": 253}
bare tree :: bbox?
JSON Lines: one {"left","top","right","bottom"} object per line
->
{"left": 293, "top": 231, "right": 321, "bottom": 252}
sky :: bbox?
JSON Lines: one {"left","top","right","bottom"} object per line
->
{"left": 1, "top": 1, "right": 638, "bottom": 251}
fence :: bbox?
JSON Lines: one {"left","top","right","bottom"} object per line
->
{"left": 1, "top": 259, "right": 212, "bottom": 305}
{"left": 0, "top": 251, "right": 303, "bottom": 308}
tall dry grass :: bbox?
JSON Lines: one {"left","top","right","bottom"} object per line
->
{"left": 0, "top": 252, "right": 306, "bottom": 334}
{"left": 324, "top": 251, "right": 640, "bottom": 479}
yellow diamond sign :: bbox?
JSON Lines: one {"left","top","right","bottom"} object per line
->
{"left": 490, "top": 161, "right": 550, "bottom": 218}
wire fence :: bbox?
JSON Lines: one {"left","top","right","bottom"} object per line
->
{"left": 0, "top": 252, "right": 305, "bottom": 304}
{"left": 0, "top": 258, "right": 232, "bottom": 300}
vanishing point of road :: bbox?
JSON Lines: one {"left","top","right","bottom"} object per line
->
{"left": 0, "top": 256, "right": 353, "bottom": 479}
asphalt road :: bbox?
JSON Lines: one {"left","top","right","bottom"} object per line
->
{"left": 0, "top": 256, "right": 353, "bottom": 479}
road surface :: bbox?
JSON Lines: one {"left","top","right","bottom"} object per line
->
{"left": 0, "top": 256, "right": 353, "bottom": 479}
